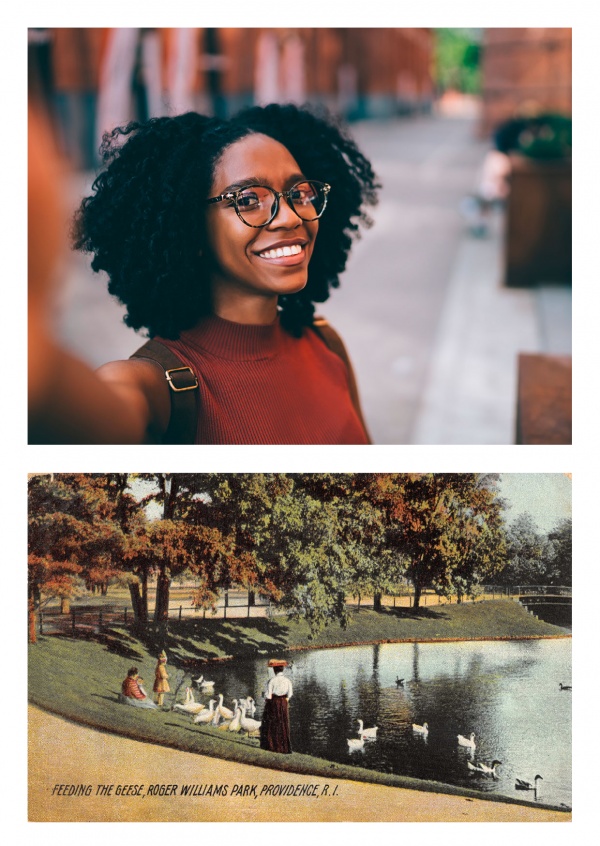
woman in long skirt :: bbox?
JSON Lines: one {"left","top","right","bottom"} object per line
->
{"left": 260, "top": 659, "right": 293, "bottom": 754}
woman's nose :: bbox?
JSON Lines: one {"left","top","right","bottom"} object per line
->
{"left": 268, "top": 195, "right": 301, "bottom": 228}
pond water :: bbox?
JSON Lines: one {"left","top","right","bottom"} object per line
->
{"left": 201, "top": 637, "right": 572, "bottom": 808}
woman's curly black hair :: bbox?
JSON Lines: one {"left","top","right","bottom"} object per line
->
{"left": 73, "top": 103, "right": 379, "bottom": 338}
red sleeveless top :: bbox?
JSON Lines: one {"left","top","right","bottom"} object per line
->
{"left": 156, "top": 314, "right": 368, "bottom": 445}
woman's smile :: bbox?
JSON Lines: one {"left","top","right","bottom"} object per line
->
{"left": 255, "top": 238, "right": 309, "bottom": 264}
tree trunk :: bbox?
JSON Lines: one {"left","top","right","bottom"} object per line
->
{"left": 373, "top": 592, "right": 382, "bottom": 611}
{"left": 248, "top": 590, "right": 256, "bottom": 607}
{"left": 154, "top": 571, "right": 171, "bottom": 622}
{"left": 413, "top": 582, "right": 422, "bottom": 610}
{"left": 141, "top": 569, "right": 149, "bottom": 623}
{"left": 128, "top": 583, "right": 145, "bottom": 626}
{"left": 60, "top": 597, "right": 70, "bottom": 614}
{"left": 28, "top": 597, "right": 37, "bottom": 644}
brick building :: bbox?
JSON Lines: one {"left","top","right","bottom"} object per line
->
{"left": 29, "top": 27, "right": 434, "bottom": 167}
{"left": 202, "top": 28, "right": 434, "bottom": 119}
{"left": 479, "top": 28, "right": 572, "bottom": 138}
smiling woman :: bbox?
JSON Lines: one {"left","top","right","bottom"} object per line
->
{"left": 37, "top": 104, "right": 379, "bottom": 445}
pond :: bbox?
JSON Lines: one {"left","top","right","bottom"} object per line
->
{"left": 202, "top": 637, "right": 572, "bottom": 808}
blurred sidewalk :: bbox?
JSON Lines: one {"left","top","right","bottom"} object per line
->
{"left": 411, "top": 210, "right": 571, "bottom": 444}
{"left": 53, "top": 112, "right": 571, "bottom": 445}
{"left": 326, "top": 114, "right": 571, "bottom": 445}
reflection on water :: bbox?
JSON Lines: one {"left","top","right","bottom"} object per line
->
{"left": 205, "top": 638, "right": 572, "bottom": 807}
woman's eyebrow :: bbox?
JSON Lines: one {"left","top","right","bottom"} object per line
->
{"left": 223, "top": 173, "right": 306, "bottom": 192}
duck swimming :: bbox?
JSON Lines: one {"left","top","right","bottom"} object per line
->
{"left": 357, "top": 719, "right": 378, "bottom": 740}
{"left": 515, "top": 775, "right": 543, "bottom": 791}
{"left": 412, "top": 722, "right": 429, "bottom": 737}
{"left": 467, "top": 760, "right": 502, "bottom": 777}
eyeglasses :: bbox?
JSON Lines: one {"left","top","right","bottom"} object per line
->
{"left": 207, "top": 179, "right": 331, "bottom": 228}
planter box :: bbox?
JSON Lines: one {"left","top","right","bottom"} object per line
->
{"left": 515, "top": 353, "right": 572, "bottom": 444}
{"left": 505, "top": 155, "right": 571, "bottom": 287}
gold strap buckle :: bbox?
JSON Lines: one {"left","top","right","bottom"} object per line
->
{"left": 165, "top": 366, "right": 198, "bottom": 392}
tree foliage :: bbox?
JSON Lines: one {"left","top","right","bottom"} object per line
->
{"left": 28, "top": 474, "right": 128, "bottom": 640}
{"left": 29, "top": 473, "right": 568, "bottom": 642}
{"left": 434, "top": 28, "right": 482, "bottom": 94}
{"left": 498, "top": 513, "right": 572, "bottom": 587}
{"left": 546, "top": 519, "right": 572, "bottom": 586}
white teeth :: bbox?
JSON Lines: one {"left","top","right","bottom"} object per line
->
{"left": 259, "top": 244, "right": 303, "bottom": 259}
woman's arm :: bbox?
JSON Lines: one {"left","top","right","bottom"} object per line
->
{"left": 27, "top": 103, "right": 171, "bottom": 445}
{"left": 29, "top": 313, "right": 170, "bottom": 444}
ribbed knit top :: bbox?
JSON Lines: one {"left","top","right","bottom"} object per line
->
{"left": 156, "top": 314, "right": 369, "bottom": 445}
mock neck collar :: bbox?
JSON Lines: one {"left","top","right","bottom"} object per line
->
{"left": 178, "top": 313, "right": 286, "bottom": 361}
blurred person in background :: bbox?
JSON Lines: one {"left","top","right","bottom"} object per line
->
{"left": 61, "top": 103, "right": 378, "bottom": 445}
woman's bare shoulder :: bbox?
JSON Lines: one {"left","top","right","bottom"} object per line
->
{"left": 97, "top": 357, "right": 171, "bottom": 441}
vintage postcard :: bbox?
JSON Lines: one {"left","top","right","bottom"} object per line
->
{"left": 28, "top": 472, "right": 571, "bottom": 822}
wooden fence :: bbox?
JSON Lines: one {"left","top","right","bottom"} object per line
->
{"left": 36, "top": 585, "right": 571, "bottom": 636}
{"left": 37, "top": 594, "right": 275, "bottom": 636}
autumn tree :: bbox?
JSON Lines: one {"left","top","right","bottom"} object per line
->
{"left": 28, "top": 474, "right": 124, "bottom": 641}
{"left": 127, "top": 474, "right": 263, "bottom": 624}
{"left": 362, "top": 474, "right": 506, "bottom": 609}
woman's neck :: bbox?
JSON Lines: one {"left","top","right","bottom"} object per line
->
{"left": 212, "top": 289, "right": 279, "bottom": 325}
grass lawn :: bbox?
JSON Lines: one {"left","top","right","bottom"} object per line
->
{"left": 28, "top": 600, "right": 569, "bottom": 809}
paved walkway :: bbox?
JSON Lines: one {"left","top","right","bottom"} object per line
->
{"left": 28, "top": 706, "right": 569, "bottom": 823}
{"left": 56, "top": 112, "right": 571, "bottom": 444}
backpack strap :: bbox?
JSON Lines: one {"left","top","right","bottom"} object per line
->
{"left": 130, "top": 340, "right": 199, "bottom": 445}
{"left": 312, "top": 317, "right": 371, "bottom": 443}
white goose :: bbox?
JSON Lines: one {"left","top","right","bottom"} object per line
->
{"left": 228, "top": 706, "right": 242, "bottom": 733}
{"left": 195, "top": 674, "right": 215, "bottom": 691}
{"left": 238, "top": 696, "right": 256, "bottom": 717}
{"left": 412, "top": 722, "right": 429, "bottom": 737}
{"left": 216, "top": 693, "right": 234, "bottom": 721}
{"left": 467, "top": 759, "right": 502, "bottom": 777}
{"left": 239, "top": 704, "right": 261, "bottom": 735}
{"left": 173, "top": 687, "right": 205, "bottom": 715}
{"left": 347, "top": 736, "right": 365, "bottom": 752}
{"left": 357, "top": 719, "right": 378, "bottom": 740}
{"left": 193, "top": 699, "right": 216, "bottom": 724}
{"left": 457, "top": 732, "right": 476, "bottom": 750}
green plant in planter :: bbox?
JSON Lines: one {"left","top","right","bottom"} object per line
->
{"left": 517, "top": 114, "right": 572, "bottom": 160}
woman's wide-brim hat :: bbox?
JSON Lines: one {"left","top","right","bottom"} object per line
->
{"left": 268, "top": 658, "right": 288, "bottom": 667}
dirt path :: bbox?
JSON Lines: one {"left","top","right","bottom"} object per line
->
{"left": 28, "top": 706, "right": 569, "bottom": 823}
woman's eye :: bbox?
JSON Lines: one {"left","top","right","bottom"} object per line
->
{"left": 292, "top": 187, "right": 315, "bottom": 204}
{"left": 237, "top": 192, "right": 261, "bottom": 208}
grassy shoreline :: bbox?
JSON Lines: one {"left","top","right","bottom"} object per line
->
{"left": 28, "top": 600, "right": 571, "bottom": 813}
{"left": 128, "top": 598, "right": 570, "bottom": 666}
